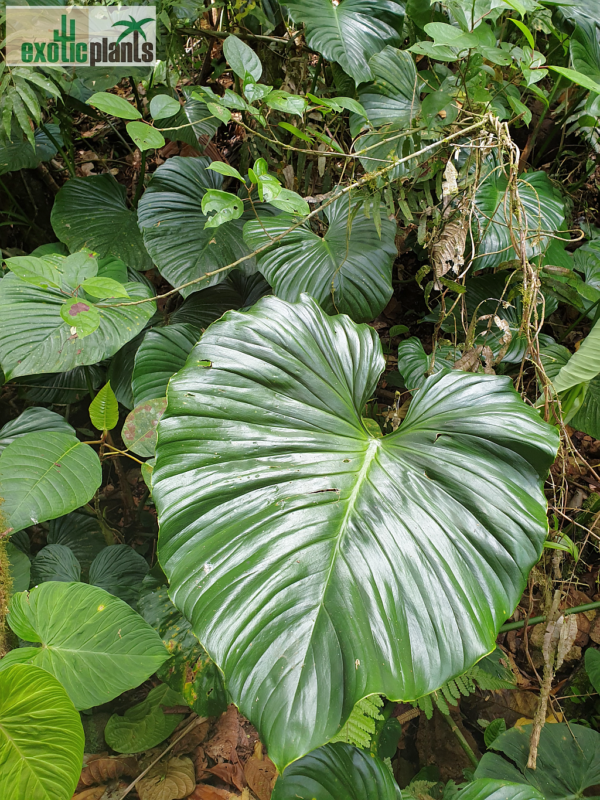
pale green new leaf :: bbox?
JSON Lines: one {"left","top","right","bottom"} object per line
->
{"left": 1, "top": 582, "right": 170, "bottom": 710}
{"left": 0, "top": 432, "right": 102, "bottom": 536}
{"left": 547, "top": 66, "right": 600, "bottom": 95}
{"left": 0, "top": 664, "right": 84, "bottom": 800}
{"left": 223, "top": 34, "right": 262, "bottom": 82}
{"left": 89, "top": 382, "right": 119, "bottom": 431}
{"left": 88, "top": 92, "right": 142, "bottom": 120}
{"left": 153, "top": 295, "right": 558, "bottom": 768}
{"left": 126, "top": 121, "right": 166, "bottom": 151}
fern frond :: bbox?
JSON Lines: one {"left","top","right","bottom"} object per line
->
{"left": 469, "top": 665, "right": 515, "bottom": 691}
{"left": 433, "top": 691, "right": 449, "bottom": 716}
{"left": 330, "top": 694, "right": 384, "bottom": 748}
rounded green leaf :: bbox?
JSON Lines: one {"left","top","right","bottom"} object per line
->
{"left": 31, "top": 544, "right": 81, "bottom": 584}
{"left": 4, "top": 256, "right": 61, "bottom": 289}
{"left": 149, "top": 94, "right": 181, "bottom": 119}
{"left": 0, "top": 274, "right": 155, "bottom": 379}
{"left": 89, "top": 381, "right": 119, "bottom": 431}
{"left": 153, "top": 295, "right": 559, "bottom": 769}
{"left": 1, "top": 582, "right": 170, "bottom": 710}
{"left": 202, "top": 188, "right": 245, "bottom": 228}
{"left": 282, "top": 0, "right": 405, "bottom": 84}
{"left": 476, "top": 723, "right": 600, "bottom": 799}
{"left": 7, "top": 542, "right": 30, "bottom": 596}
{"left": 243, "top": 196, "right": 396, "bottom": 322}
{"left": 357, "top": 46, "right": 420, "bottom": 128}
{"left": 132, "top": 324, "right": 201, "bottom": 406}
{"left": 104, "top": 683, "right": 185, "bottom": 754}
{"left": 82, "top": 277, "right": 131, "bottom": 299}
{"left": 51, "top": 174, "right": 152, "bottom": 271}
{"left": 60, "top": 298, "right": 101, "bottom": 338}
{"left": 89, "top": 544, "right": 149, "bottom": 604}
{"left": 0, "top": 432, "right": 102, "bottom": 536}
{"left": 0, "top": 408, "right": 74, "bottom": 456}
{"left": 459, "top": 779, "right": 544, "bottom": 800}
{"left": 126, "top": 121, "right": 166, "bottom": 151}
{"left": 122, "top": 397, "right": 168, "bottom": 457}
{"left": 137, "top": 156, "right": 260, "bottom": 297}
{"left": 0, "top": 663, "right": 84, "bottom": 800}
{"left": 88, "top": 92, "right": 142, "bottom": 120}
{"left": 271, "top": 742, "right": 402, "bottom": 800}
{"left": 47, "top": 511, "right": 106, "bottom": 579}
{"left": 223, "top": 34, "right": 262, "bottom": 82}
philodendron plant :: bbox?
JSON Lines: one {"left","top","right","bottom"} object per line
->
{"left": 152, "top": 294, "right": 559, "bottom": 771}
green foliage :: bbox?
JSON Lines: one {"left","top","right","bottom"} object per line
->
{"left": 105, "top": 683, "right": 186, "bottom": 753}
{"left": 0, "top": 664, "right": 84, "bottom": 800}
{"left": 330, "top": 695, "right": 384, "bottom": 749}
{"left": 122, "top": 397, "right": 167, "bottom": 457}
{"left": 89, "top": 382, "right": 119, "bottom": 431}
{"left": 414, "top": 665, "right": 515, "bottom": 719}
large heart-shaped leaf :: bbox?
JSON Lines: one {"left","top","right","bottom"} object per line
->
{"left": 474, "top": 170, "right": 565, "bottom": 270}
{"left": 15, "top": 365, "right": 105, "bottom": 405}
{"left": 153, "top": 88, "right": 220, "bottom": 150}
{"left": 51, "top": 174, "right": 152, "bottom": 271}
{"left": 0, "top": 125, "right": 62, "bottom": 176}
{"left": 7, "top": 542, "right": 31, "bottom": 595}
{"left": 357, "top": 47, "right": 420, "bottom": 128}
{"left": 138, "top": 156, "right": 260, "bottom": 297}
{"left": 47, "top": 511, "right": 107, "bottom": 579}
{"left": 0, "top": 274, "right": 155, "bottom": 379}
{"left": 132, "top": 324, "right": 201, "bottom": 406}
{"left": 153, "top": 295, "right": 559, "bottom": 769}
{"left": 459, "top": 780, "right": 544, "bottom": 800}
{"left": 243, "top": 196, "right": 396, "bottom": 322}
{"left": 0, "top": 582, "right": 169, "bottom": 710}
{"left": 0, "top": 432, "right": 102, "bottom": 536}
{"left": 476, "top": 723, "right": 600, "bottom": 799}
{"left": 0, "top": 407, "right": 74, "bottom": 455}
{"left": 541, "top": 343, "right": 600, "bottom": 439}
{"left": 168, "top": 271, "right": 271, "bottom": 326}
{"left": 89, "top": 544, "right": 149, "bottom": 604}
{"left": 104, "top": 683, "right": 186, "bottom": 754}
{"left": 31, "top": 544, "right": 82, "bottom": 585}
{"left": 0, "top": 663, "right": 84, "bottom": 800}
{"left": 282, "top": 0, "right": 405, "bottom": 85}
{"left": 271, "top": 742, "right": 402, "bottom": 800}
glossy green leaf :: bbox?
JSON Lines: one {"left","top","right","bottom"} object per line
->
{"left": 201, "top": 188, "right": 245, "bottom": 228}
{"left": 0, "top": 274, "right": 155, "bottom": 379}
{"left": 31, "top": 545, "right": 81, "bottom": 585}
{"left": 459, "top": 779, "right": 544, "bottom": 800}
{"left": 153, "top": 88, "right": 220, "bottom": 150}
{"left": 47, "top": 511, "right": 106, "bottom": 579}
{"left": 126, "top": 121, "right": 166, "bottom": 151}
{"left": 0, "top": 664, "right": 84, "bottom": 800}
{"left": 89, "top": 545, "right": 149, "bottom": 604}
{"left": 207, "top": 162, "right": 244, "bottom": 182}
{"left": 552, "top": 318, "right": 600, "bottom": 393}
{"left": 0, "top": 408, "right": 74, "bottom": 456}
{"left": 7, "top": 542, "right": 30, "bottom": 596}
{"left": 1, "top": 582, "right": 169, "bottom": 710}
{"left": 138, "top": 156, "right": 262, "bottom": 297}
{"left": 269, "top": 188, "right": 310, "bottom": 215}
{"left": 104, "top": 683, "right": 186, "bottom": 754}
{"left": 586, "top": 648, "right": 600, "bottom": 695}
{"left": 139, "top": 586, "right": 227, "bottom": 716}
{"left": 149, "top": 94, "right": 181, "bottom": 119}
{"left": 207, "top": 101, "right": 232, "bottom": 124}
{"left": 153, "top": 295, "right": 559, "bottom": 769}
{"left": 540, "top": 343, "right": 600, "bottom": 438}
{"left": 223, "top": 34, "right": 263, "bottom": 82}
{"left": 547, "top": 66, "right": 600, "bottom": 95}
{"left": 571, "top": 21, "right": 600, "bottom": 85}
{"left": 282, "top": 0, "right": 405, "bottom": 84}
{"left": 243, "top": 197, "right": 396, "bottom": 322}
{"left": 397, "top": 337, "right": 457, "bottom": 390}
{"left": 169, "top": 271, "right": 270, "bottom": 326}
{"left": 4, "top": 256, "right": 61, "bottom": 289}
{"left": 132, "top": 324, "right": 200, "bottom": 406}
{"left": 88, "top": 92, "right": 142, "bottom": 120}
{"left": 51, "top": 175, "right": 152, "bottom": 272}
{"left": 0, "top": 432, "right": 101, "bottom": 536}
{"left": 357, "top": 47, "right": 420, "bottom": 128}
{"left": 476, "top": 723, "right": 600, "bottom": 799}
{"left": 89, "top": 382, "right": 119, "bottom": 431}
{"left": 15, "top": 365, "right": 105, "bottom": 405}
{"left": 122, "top": 397, "right": 168, "bottom": 457}
{"left": 61, "top": 252, "right": 99, "bottom": 289}
{"left": 271, "top": 742, "right": 402, "bottom": 800}
{"left": 106, "top": 333, "right": 144, "bottom": 410}
{"left": 60, "top": 298, "right": 101, "bottom": 338}
{"left": 82, "top": 277, "right": 130, "bottom": 299}
{"left": 265, "top": 90, "right": 307, "bottom": 116}
{"left": 0, "top": 125, "right": 62, "bottom": 176}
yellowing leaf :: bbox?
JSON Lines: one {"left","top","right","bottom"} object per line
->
{"left": 137, "top": 756, "right": 195, "bottom": 800}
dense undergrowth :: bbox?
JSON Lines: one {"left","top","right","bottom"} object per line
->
{"left": 2, "top": 0, "right": 600, "bottom": 798}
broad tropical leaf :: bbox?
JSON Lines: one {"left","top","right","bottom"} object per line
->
{"left": 132, "top": 324, "right": 201, "bottom": 406}
{"left": 31, "top": 544, "right": 82, "bottom": 584}
{"left": 153, "top": 88, "right": 220, "bottom": 150}
{"left": 89, "top": 545, "right": 149, "bottom": 604}
{"left": 47, "top": 511, "right": 106, "bottom": 579}
{"left": 153, "top": 295, "right": 559, "bottom": 769}
{"left": 357, "top": 47, "right": 420, "bottom": 128}
{"left": 122, "top": 397, "right": 168, "bottom": 457}
{"left": 0, "top": 274, "right": 155, "bottom": 379}
{"left": 282, "top": 0, "right": 405, "bottom": 84}
{"left": 541, "top": 343, "right": 600, "bottom": 439}
{"left": 243, "top": 196, "right": 396, "bottom": 322}
{"left": 106, "top": 333, "right": 145, "bottom": 410}
{"left": 474, "top": 171, "right": 565, "bottom": 270}
{"left": 0, "top": 664, "right": 84, "bottom": 800}
{"left": 7, "top": 542, "right": 30, "bottom": 595}
{"left": 0, "top": 582, "right": 170, "bottom": 710}
{"left": 138, "top": 156, "right": 261, "bottom": 297}
{"left": 51, "top": 174, "right": 152, "bottom": 271}
{"left": 271, "top": 742, "right": 402, "bottom": 800}
{"left": 168, "top": 271, "right": 271, "bottom": 326}
{"left": 105, "top": 684, "right": 186, "bottom": 754}
{"left": 476, "top": 723, "right": 600, "bottom": 799}
{"left": 0, "top": 432, "right": 102, "bottom": 536}
{"left": 89, "top": 382, "right": 119, "bottom": 431}
{"left": 0, "top": 125, "right": 62, "bottom": 176}
{"left": 15, "top": 365, "right": 105, "bottom": 405}
{"left": 0, "top": 408, "right": 74, "bottom": 455}
{"left": 552, "top": 317, "right": 600, "bottom": 393}
{"left": 138, "top": 585, "right": 227, "bottom": 716}
{"left": 459, "top": 780, "right": 544, "bottom": 800}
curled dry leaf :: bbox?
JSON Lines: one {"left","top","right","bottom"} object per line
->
{"left": 208, "top": 762, "right": 246, "bottom": 791}
{"left": 136, "top": 756, "right": 196, "bottom": 800}
{"left": 171, "top": 720, "right": 210, "bottom": 755}
{"left": 80, "top": 755, "right": 138, "bottom": 786}
{"left": 189, "top": 786, "right": 235, "bottom": 800}
{"left": 243, "top": 743, "right": 277, "bottom": 800}
{"left": 205, "top": 705, "right": 241, "bottom": 763}
{"left": 194, "top": 746, "right": 209, "bottom": 782}
{"left": 72, "top": 788, "right": 106, "bottom": 800}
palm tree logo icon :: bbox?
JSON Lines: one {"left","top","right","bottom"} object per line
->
{"left": 111, "top": 15, "right": 154, "bottom": 44}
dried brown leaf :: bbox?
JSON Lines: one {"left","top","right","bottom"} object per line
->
{"left": 194, "top": 746, "right": 209, "bottom": 782}
{"left": 172, "top": 721, "right": 210, "bottom": 755}
{"left": 205, "top": 706, "right": 241, "bottom": 763}
{"left": 137, "top": 756, "right": 195, "bottom": 800}
{"left": 209, "top": 762, "right": 246, "bottom": 791}
{"left": 72, "top": 788, "right": 106, "bottom": 800}
{"left": 189, "top": 786, "right": 236, "bottom": 800}
{"left": 80, "top": 756, "right": 138, "bottom": 786}
{"left": 244, "top": 746, "right": 277, "bottom": 800}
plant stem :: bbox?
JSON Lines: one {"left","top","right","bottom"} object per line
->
{"left": 500, "top": 600, "right": 600, "bottom": 632}
{"left": 441, "top": 712, "right": 479, "bottom": 768}
{"left": 40, "top": 122, "right": 76, "bottom": 177}
{"left": 520, "top": 76, "right": 562, "bottom": 171}
{"left": 559, "top": 296, "right": 600, "bottom": 342}
{"left": 309, "top": 54, "right": 323, "bottom": 97}
{"left": 130, "top": 76, "right": 144, "bottom": 117}
{"left": 132, "top": 150, "right": 146, "bottom": 208}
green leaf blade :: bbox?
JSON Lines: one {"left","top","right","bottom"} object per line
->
{"left": 89, "top": 382, "right": 119, "bottom": 431}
